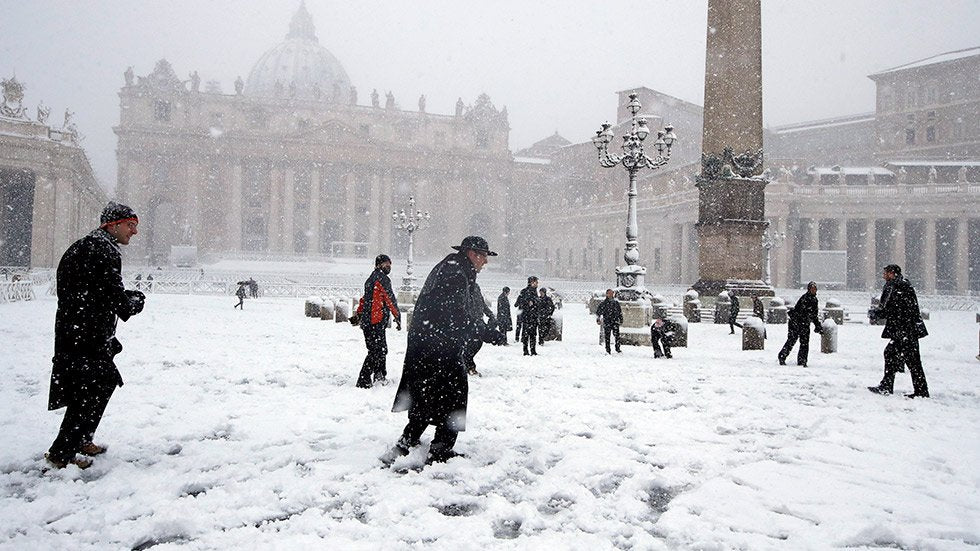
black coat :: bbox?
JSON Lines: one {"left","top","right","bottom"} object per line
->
{"left": 49, "top": 229, "right": 144, "bottom": 410}
{"left": 729, "top": 295, "right": 740, "bottom": 317}
{"left": 392, "top": 252, "right": 485, "bottom": 431}
{"left": 875, "top": 276, "right": 923, "bottom": 340}
{"left": 788, "top": 292, "right": 820, "bottom": 331}
{"left": 496, "top": 292, "right": 512, "bottom": 332}
{"left": 359, "top": 267, "right": 398, "bottom": 328}
{"left": 538, "top": 295, "right": 556, "bottom": 323}
{"left": 752, "top": 297, "right": 764, "bottom": 319}
{"left": 515, "top": 286, "right": 539, "bottom": 323}
{"left": 596, "top": 297, "right": 623, "bottom": 326}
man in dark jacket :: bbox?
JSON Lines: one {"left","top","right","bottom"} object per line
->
{"left": 46, "top": 202, "right": 145, "bottom": 470}
{"left": 384, "top": 236, "right": 496, "bottom": 465}
{"left": 496, "top": 287, "right": 512, "bottom": 344}
{"left": 465, "top": 282, "right": 496, "bottom": 376}
{"left": 778, "top": 282, "right": 822, "bottom": 367}
{"left": 537, "top": 288, "right": 556, "bottom": 345}
{"left": 596, "top": 289, "right": 623, "bottom": 354}
{"left": 868, "top": 265, "right": 929, "bottom": 398}
{"left": 515, "top": 276, "right": 540, "bottom": 356}
{"left": 355, "top": 254, "right": 401, "bottom": 388}
{"left": 728, "top": 290, "right": 742, "bottom": 334}
{"left": 650, "top": 318, "right": 673, "bottom": 358}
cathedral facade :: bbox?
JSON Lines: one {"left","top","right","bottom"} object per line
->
{"left": 115, "top": 5, "right": 511, "bottom": 265}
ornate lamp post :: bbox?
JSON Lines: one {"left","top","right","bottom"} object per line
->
{"left": 761, "top": 222, "right": 785, "bottom": 287}
{"left": 592, "top": 92, "right": 676, "bottom": 298}
{"left": 392, "top": 196, "right": 430, "bottom": 292}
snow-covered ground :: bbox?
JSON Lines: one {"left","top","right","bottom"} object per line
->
{"left": 1, "top": 293, "right": 978, "bottom": 550}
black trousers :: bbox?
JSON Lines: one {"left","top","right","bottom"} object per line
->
{"left": 603, "top": 324, "right": 621, "bottom": 353}
{"left": 514, "top": 314, "right": 523, "bottom": 341}
{"left": 779, "top": 324, "right": 810, "bottom": 366}
{"left": 538, "top": 318, "right": 552, "bottom": 344}
{"left": 356, "top": 323, "right": 388, "bottom": 387}
{"left": 879, "top": 337, "right": 929, "bottom": 395}
{"left": 522, "top": 322, "right": 538, "bottom": 354}
{"left": 48, "top": 372, "right": 117, "bottom": 463}
{"left": 651, "top": 331, "right": 671, "bottom": 358}
{"left": 398, "top": 418, "right": 458, "bottom": 454}
{"left": 729, "top": 315, "right": 742, "bottom": 333}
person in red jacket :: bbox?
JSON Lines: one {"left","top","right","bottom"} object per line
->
{"left": 355, "top": 254, "right": 401, "bottom": 388}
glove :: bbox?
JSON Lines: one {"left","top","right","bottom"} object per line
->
{"left": 125, "top": 289, "right": 145, "bottom": 315}
{"left": 349, "top": 313, "right": 360, "bottom": 326}
{"left": 396, "top": 321, "right": 402, "bottom": 331}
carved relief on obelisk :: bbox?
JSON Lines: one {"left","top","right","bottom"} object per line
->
{"left": 692, "top": 0, "right": 773, "bottom": 298}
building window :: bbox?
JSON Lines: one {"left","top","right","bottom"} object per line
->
{"left": 475, "top": 128, "right": 489, "bottom": 149}
{"left": 926, "top": 126, "right": 936, "bottom": 143}
{"left": 153, "top": 100, "right": 171, "bottom": 122}
{"left": 906, "top": 128, "right": 916, "bottom": 145}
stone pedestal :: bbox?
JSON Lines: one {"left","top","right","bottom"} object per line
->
{"left": 334, "top": 300, "right": 350, "bottom": 323}
{"left": 742, "top": 317, "right": 765, "bottom": 350}
{"left": 617, "top": 299, "right": 652, "bottom": 346}
{"left": 683, "top": 290, "right": 702, "bottom": 323}
{"left": 823, "top": 298, "right": 844, "bottom": 326}
{"left": 669, "top": 315, "right": 688, "bottom": 348}
{"left": 821, "top": 319, "right": 838, "bottom": 353}
{"left": 714, "top": 293, "right": 730, "bottom": 324}
{"left": 320, "top": 299, "right": 335, "bottom": 321}
{"left": 766, "top": 297, "right": 787, "bottom": 324}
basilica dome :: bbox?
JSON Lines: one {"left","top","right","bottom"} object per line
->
{"left": 245, "top": 3, "right": 351, "bottom": 102}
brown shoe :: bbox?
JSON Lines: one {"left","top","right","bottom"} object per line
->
{"left": 79, "top": 442, "right": 107, "bottom": 456}
{"left": 44, "top": 452, "right": 93, "bottom": 470}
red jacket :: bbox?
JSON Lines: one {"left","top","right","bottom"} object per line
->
{"left": 356, "top": 270, "right": 399, "bottom": 326}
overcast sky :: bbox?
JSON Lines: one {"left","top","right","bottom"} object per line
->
{"left": 2, "top": 1, "right": 977, "bottom": 191}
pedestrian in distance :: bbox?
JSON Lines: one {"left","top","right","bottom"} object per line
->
{"left": 384, "top": 236, "right": 498, "bottom": 466}
{"left": 777, "top": 282, "right": 822, "bottom": 367}
{"left": 537, "top": 287, "right": 556, "bottom": 345}
{"left": 234, "top": 282, "right": 246, "bottom": 309}
{"left": 651, "top": 318, "right": 673, "bottom": 358}
{"left": 868, "top": 265, "right": 930, "bottom": 398}
{"left": 752, "top": 294, "right": 766, "bottom": 339}
{"left": 596, "top": 289, "right": 623, "bottom": 354}
{"left": 355, "top": 254, "right": 401, "bottom": 388}
{"left": 515, "top": 276, "right": 540, "bottom": 356}
{"left": 728, "top": 290, "right": 742, "bottom": 334}
{"left": 45, "top": 201, "right": 145, "bottom": 470}
{"left": 496, "top": 287, "right": 512, "bottom": 345}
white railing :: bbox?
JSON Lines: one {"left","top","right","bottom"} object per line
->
{"left": 0, "top": 281, "right": 36, "bottom": 303}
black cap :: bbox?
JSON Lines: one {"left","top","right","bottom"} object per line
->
{"left": 100, "top": 201, "right": 138, "bottom": 227}
{"left": 884, "top": 264, "right": 902, "bottom": 276}
{"left": 502, "top": 286, "right": 510, "bottom": 293}
{"left": 375, "top": 254, "right": 391, "bottom": 266}
{"left": 527, "top": 276, "right": 538, "bottom": 283}
{"left": 452, "top": 235, "right": 497, "bottom": 256}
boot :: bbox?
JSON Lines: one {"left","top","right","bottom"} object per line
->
{"left": 44, "top": 452, "right": 92, "bottom": 470}
{"left": 79, "top": 442, "right": 107, "bottom": 456}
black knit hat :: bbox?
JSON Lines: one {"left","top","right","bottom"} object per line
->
{"left": 100, "top": 201, "right": 138, "bottom": 227}
{"left": 375, "top": 254, "right": 391, "bottom": 266}
{"left": 883, "top": 264, "right": 902, "bottom": 276}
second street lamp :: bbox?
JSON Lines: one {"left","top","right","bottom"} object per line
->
{"left": 392, "top": 196, "right": 430, "bottom": 292}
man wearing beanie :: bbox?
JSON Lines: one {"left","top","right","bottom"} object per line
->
{"left": 45, "top": 201, "right": 145, "bottom": 470}
{"left": 354, "top": 254, "right": 401, "bottom": 388}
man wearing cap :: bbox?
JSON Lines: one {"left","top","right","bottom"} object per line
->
{"left": 355, "top": 254, "right": 401, "bottom": 388}
{"left": 45, "top": 201, "right": 145, "bottom": 470}
{"left": 385, "top": 236, "right": 496, "bottom": 465}
{"left": 515, "top": 276, "right": 540, "bottom": 356}
{"left": 778, "top": 282, "right": 822, "bottom": 367}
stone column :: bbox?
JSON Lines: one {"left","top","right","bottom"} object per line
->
{"left": 679, "top": 223, "right": 690, "bottom": 283}
{"left": 343, "top": 172, "right": 357, "bottom": 255}
{"left": 267, "top": 166, "right": 281, "bottom": 253}
{"left": 380, "top": 169, "right": 393, "bottom": 254}
{"left": 283, "top": 166, "right": 295, "bottom": 254}
{"left": 368, "top": 168, "right": 382, "bottom": 252}
{"left": 892, "top": 218, "right": 905, "bottom": 269}
{"left": 226, "top": 160, "right": 243, "bottom": 252}
{"left": 835, "top": 218, "right": 847, "bottom": 250}
{"left": 922, "top": 219, "right": 937, "bottom": 293}
{"left": 956, "top": 217, "right": 970, "bottom": 293}
{"left": 864, "top": 218, "right": 877, "bottom": 290}
{"left": 30, "top": 172, "right": 57, "bottom": 268}
{"left": 693, "top": 0, "right": 769, "bottom": 297}
{"left": 805, "top": 218, "right": 819, "bottom": 250}
{"left": 309, "top": 165, "right": 322, "bottom": 256}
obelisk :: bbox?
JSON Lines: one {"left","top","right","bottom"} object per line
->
{"left": 691, "top": 0, "right": 773, "bottom": 298}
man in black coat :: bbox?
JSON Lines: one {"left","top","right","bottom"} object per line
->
{"left": 537, "top": 288, "right": 556, "bottom": 345}
{"left": 650, "top": 318, "right": 673, "bottom": 359}
{"left": 465, "top": 281, "right": 496, "bottom": 376}
{"left": 778, "top": 282, "right": 822, "bottom": 367}
{"left": 355, "top": 255, "right": 401, "bottom": 388}
{"left": 596, "top": 289, "right": 623, "bottom": 354}
{"left": 868, "top": 265, "right": 930, "bottom": 398}
{"left": 728, "top": 290, "right": 742, "bottom": 334}
{"left": 496, "top": 287, "right": 512, "bottom": 344}
{"left": 384, "top": 236, "right": 496, "bottom": 465}
{"left": 46, "top": 202, "right": 145, "bottom": 470}
{"left": 515, "top": 276, "right": 540, "bottom": 356}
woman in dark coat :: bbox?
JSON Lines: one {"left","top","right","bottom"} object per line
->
{"left": 496, "top": 287, "right": 512, "bottom": 342}
{"left": 386, "top": 236, "right": 495, "bottom": 465}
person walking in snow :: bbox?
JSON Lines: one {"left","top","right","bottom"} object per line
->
{"left": 596, "top": 289, "right": 623, "bottom": 354}
{"left": 384, "top": 236, "right": 497, "bottom": 466}
{"left": 868, "top": 265, "right": 930, "bottom": 398}
{"left": 728, "top": 290, "right": 742, "bottom": 334}
{"left": 515, "top": 276, "right": 540, "bottom": 355}
{"left": 778, "top": 282, "right": 822, "bottom": 367}
{"left": 234, "top": 282, "right": 246, "bottom": 309}
{"left": 46, "top": 202, "right": 145, "bottom": 470}
{"left": 496, "top": 287, "right": 512, "bottom": 344}
{"left": 355, "top": 254, "right": 401, "bottom": 388}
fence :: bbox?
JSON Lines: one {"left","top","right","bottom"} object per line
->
{"left": 0, "top": 281, "right": 36, "bottom": 303}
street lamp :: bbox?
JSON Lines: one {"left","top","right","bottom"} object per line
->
{"left": 592, "top": 92, "right": 676, "bottom": 296}
{"left": 392, "top": 196, "right": 430, "bottom": 291}
{"left": 761, "top": 222, "right": 785, "bottom": 287}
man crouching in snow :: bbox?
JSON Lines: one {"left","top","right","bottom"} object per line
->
{"left": 382, "top": 236, "right": 496, "bottom": 466}
{"left": 46, "top": 202, "right": 145, "bottom": 470}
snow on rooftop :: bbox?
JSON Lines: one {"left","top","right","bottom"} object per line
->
{"left": 808, "top": 166, "right": 894, "bottom": 176}
{"left": 885, "top": 160, "right": 980, "bottom": 167}
{"left": 871, "top": 46, "right": 980, "bottom": 76}
{"left": 773, "top": 115, "right": 875, "bottom": 135}
{"left": 513, "top": 156, "right": 551, "bottom": 165}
